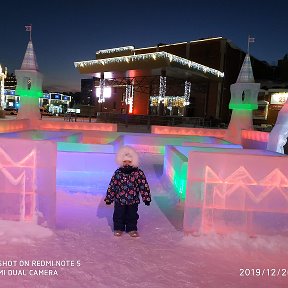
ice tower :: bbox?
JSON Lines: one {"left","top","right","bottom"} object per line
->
{"left": 225, "top": 54, "right": 260, "bottom": 144}
{"left": 267, "top": 98, "right": 288, "bottom": 154}
{"left": 15, "top": 40, "right": 42, "bottom": 120}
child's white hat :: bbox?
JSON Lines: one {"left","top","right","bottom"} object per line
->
{"left": 116, "top": 145, "right": 139, "bottom": 167}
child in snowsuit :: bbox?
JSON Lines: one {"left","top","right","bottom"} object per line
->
{"left": 104, "top": 145, "right": 151, "bottom": 237}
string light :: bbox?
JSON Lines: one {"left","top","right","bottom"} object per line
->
{"left": 125, "top": 84, "right": 131, "bottom": 104}
{"left": 75, "top": 51, "right": 224, "bottom": 78}
{"left": 125, "top": 84, "right": 134, "bottom": 113}
{"left": 96, "top": 46, "right": 135, "bottom": 56}
{"left": 159, "top": 76, "right": 166, "bottom": 103}
{"left": 98, "top": 78, "right": 105, "bottom": 103}
{"left": 184, "top": 81, "right": 191, "bottom": 106}
{"left": 150, "top": 96, "right": 186, "bottom": 108}
{"left": 150, "top": 79, "right": 191, "bottom": 108}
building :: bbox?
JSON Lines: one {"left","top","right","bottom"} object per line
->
{"left": 75, "top": 37, "right": 275, "bottom": 124}
{"left": 254, "top": 87, "right": 288, "bottom": 126}
{"left": 4, "top": 72, "right": 16, "bottom": 90}
{"left": 3, "top": 88, "right": 72, "bottom": 114}
{"left": 80, "top": 78, "right": 95, "bottom": 106}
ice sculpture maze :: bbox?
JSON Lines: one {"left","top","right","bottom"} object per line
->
{"left": 1, "top": 120, "right": 288, "bottom": 236}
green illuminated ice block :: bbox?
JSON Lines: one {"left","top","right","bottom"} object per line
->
{"left": 16, "top": 88, "right": 43, "bottom": 98}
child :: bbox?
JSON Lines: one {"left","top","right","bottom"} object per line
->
{"left": 104, "top": 145, "right": 151, "bottom": 237}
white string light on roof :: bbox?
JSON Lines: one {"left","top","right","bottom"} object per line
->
{"left": 74, "top": 51, "right": 224, "bottom": 78}
{"left": 96, "top": 46, "right": 135, "bottom": 55}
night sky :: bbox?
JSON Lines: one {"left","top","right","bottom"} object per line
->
{"left": 1, "top": 0, "right": 287, "bottom": 92}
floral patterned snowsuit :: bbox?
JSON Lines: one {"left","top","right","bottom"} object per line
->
{"left": 105, "top": 166, "right": 151, "bottom": 232}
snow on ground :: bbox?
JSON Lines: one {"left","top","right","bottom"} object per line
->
{"left": 0, "top": 153, "right": 287, "bottom": 288}
{"left": 0, "top": 221, "right": 53, "bottom": 245}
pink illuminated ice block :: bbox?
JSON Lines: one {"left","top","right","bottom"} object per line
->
{"left": 184, "top": 151, "right": 288, "bottom": 236}
{"left": 0, "top": 138, "right": 56, "bottom": 227}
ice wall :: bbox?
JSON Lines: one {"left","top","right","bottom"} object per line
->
{"left": 0, "top": 119, "right": 30, "bottom": 133}
{"left": 37, "top": 120, "right": 117, "bottom": 132}
{"left": 163, "top": 145, "right": 277, "bottom": 201}
{"left": 57, "top": 151, "right": 117, "bottom": 189}
{"left": 184, "top": 151, "right": 288, "bottom": 236}
{"left": 241, "top": 130, "right": 269, "bottom": 150}
{"left": 123, "top": 134, "right": 226, "bottom": 154}
{"left": 152, "top": 126, "right": 226, "bottom": 138}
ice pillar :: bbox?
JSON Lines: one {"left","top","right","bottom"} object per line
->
{"left": 225, "top": 54, "right": 260, "bottom": 144}
{"left": 15, "top": 40, "right": 42, "bottom": 121}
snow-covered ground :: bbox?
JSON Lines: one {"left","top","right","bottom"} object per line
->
{"left": 0, "top": 153, "right": 287, "bottom": 288}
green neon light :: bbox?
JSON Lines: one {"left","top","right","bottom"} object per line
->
{"left": 229, "top": 103, "right": 258, "bottom": 110}
{"left": 171, "top": 163, "right": 188, "bottom": 200}
{"left": 173, "top": 176, "right": 187, "bottom": 200}
{"left": 16, "top": 89, "right": 42, "bottom": 98}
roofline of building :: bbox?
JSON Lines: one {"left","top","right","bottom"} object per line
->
{"left": 74, "top": 51, "right": 224, "bottom": 78}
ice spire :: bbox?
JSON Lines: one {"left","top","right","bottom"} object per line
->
{"left": 236, "top": 54, "right": 255, "bottom": 83}
{"left": 20, "top": 41, "right": 39, "bottom": 71}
